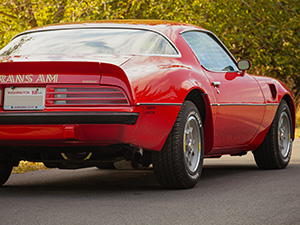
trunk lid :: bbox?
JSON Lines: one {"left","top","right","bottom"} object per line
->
{"left": 0, "top": 54, "right": 132, "bottom": 85}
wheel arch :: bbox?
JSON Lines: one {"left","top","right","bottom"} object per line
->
{"left": 281, "top": 94, "right": 296, "bottom": 140}
{"left": 185, "top": 88, "right": 214, "bottom": 153}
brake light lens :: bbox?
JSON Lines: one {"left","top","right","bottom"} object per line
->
{"left": 46, "top": 86, "right": 129, "bottom": 106}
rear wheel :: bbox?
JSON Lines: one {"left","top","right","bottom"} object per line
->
{"left": 253, "top": 100, "right": 293, "bottom": 169}
{"left": 152, "top": 101, "right": 204, "bottom": 189}
{"left": 0, "top": 162, "right": 13, "bottom": 186}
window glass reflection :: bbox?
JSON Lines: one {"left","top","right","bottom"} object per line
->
{"left": 182, "top": 31, "right": 238, "bottom": 72}
{"left": 0, "top": 29, "right": 178, "bottom": 56}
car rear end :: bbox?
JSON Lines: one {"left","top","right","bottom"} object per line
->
{"left": 0, "top": 60, "right": 141, "bottom": 144}
{"left": 0, "top": 23, "right": 183, "bottom": 187}
{"left": 0, "top": 59, "right": 147, "bottom": 170}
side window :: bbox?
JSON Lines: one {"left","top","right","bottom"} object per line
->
{"left": 181, "top": 31, "right": 238, "bottom": 72}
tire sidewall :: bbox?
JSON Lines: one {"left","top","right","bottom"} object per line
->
{"left": 275, "top": 101, "right": 292, "bottom": 166}
{"left": 178, "top": 102, "right": 204, "bottom": 183}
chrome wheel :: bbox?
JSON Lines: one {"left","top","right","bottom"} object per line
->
{"left": 184, "top": 115, "right": 201, "bottom": 173}
{"left": 278, "top": 111, "right": 292, "bottom": 158}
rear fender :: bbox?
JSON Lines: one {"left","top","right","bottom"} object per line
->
{"left": 125, "top": 64, "right": 215, "bottom": 151}
{"left": 100, "top": 63, "right": 135, "bottom": 105}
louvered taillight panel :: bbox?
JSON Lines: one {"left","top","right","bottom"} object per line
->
{"left": 46, "top": 86, "right": 129, "bottom": 106}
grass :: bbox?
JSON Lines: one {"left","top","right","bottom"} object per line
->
{"left": 295, "top": 127, "right": 300, "bottom": 139}
{"left": 296, "top": 109, "right": 300, "bottom": 138}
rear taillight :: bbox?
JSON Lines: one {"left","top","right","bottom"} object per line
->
{"left": 46, "top": 86, "right": 129, "bottom": 106}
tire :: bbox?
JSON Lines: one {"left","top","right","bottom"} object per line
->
{"left": 253, "top": 100, "right": 293, "bottom": 169}
{"left": 96, "top": 162, "right": 115, "bottom": 169}
{"left": 152, "top": 101, "right": 204, "bottom": 189}
{"left": 0, "top": 162, "right": 13, "bottom": 186}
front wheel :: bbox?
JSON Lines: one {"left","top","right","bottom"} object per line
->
{"left": 152, "top": 101, "right": 204, "bottom": 189}
{"left": 253, "top": 100, "right": 293, "bottom": 169}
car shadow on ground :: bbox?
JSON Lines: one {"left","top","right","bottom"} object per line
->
{"left": 201, "top": 164, "right": 259, "bottom": 180}
{"left": 0, "top": 164, "right": 261, "bottom": 195}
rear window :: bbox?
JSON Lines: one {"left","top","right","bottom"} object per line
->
{"left": 0, "top": 28, "right": 178, "bottom": 56}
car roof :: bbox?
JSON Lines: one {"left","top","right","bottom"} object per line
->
{"left": 15, "top": 20, "right": 205, "bottom": 41}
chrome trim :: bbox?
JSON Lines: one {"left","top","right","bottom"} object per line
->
{"left": 219, "top": 103, "right": 266, "bottom": 106}
{"left": 212, "top": 81, "right": 221, "bottom": 87}
{"left": 266, "top": 103, "right": 280, "bottom": 106}
{"left": 137, "top": 103, "right": 182, "bottom": 106}
{"left": 130, "top": 53, "right": 181, "bottom": 58}
{"left": 211, "top": 103, "right": 279, "bottom": 106}
{"left": 13, "top": 26, "right": 182, "bottom": 58}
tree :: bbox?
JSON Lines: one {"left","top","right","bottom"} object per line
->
{"left": 0, "top": 0, "right": 299, "bottom": 105}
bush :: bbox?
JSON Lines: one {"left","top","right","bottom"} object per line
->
{"left": 12, "top": 161, "right": 47, "bottom": 174}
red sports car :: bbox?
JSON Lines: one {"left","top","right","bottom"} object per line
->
{"left": 0, "top": 21, "right": 295, "bottom": 188}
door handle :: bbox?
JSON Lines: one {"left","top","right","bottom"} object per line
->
{"left": 212, "top": 81, "right": 221, "bottom": 87}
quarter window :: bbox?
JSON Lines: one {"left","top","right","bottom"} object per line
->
{"left": 182, "top": 31, "right": 238, "bottom": 72}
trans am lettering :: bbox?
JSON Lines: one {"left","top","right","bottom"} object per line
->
{"left": 0, "top": 74, "right": 58, "bottom": 83}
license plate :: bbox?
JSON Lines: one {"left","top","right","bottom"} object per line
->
{"left": 4, "top": 87, "right": 46, "bottom": 110}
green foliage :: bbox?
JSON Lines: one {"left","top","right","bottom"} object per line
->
{"left": 0, "top": 0, "right": 299, "bottom": 104}
{"left": 12, "top": 161, "right": 47, "bottom": 174}
{"left": 200, "top": 0, "right": 300, "bottom": 105}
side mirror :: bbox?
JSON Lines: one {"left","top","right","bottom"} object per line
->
{"left": 237, "top": 60, "right": 251, "bottom": 75}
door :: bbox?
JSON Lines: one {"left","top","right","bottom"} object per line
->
{"left": 182, "top": 31, "right": 265, "bottom": 150}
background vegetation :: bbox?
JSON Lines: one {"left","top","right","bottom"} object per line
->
{"left": 12, "top": 161, "right": 46, "bottom": 174}
{"left": 0, "top": 0, "right": 299, "bottom": 104}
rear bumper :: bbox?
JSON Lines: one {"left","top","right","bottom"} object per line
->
{"left": 0, "top": 112, "right": 139, "bottom": 125}
{"left": 0, "top": 104, "right": 181, "bottom": 151}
